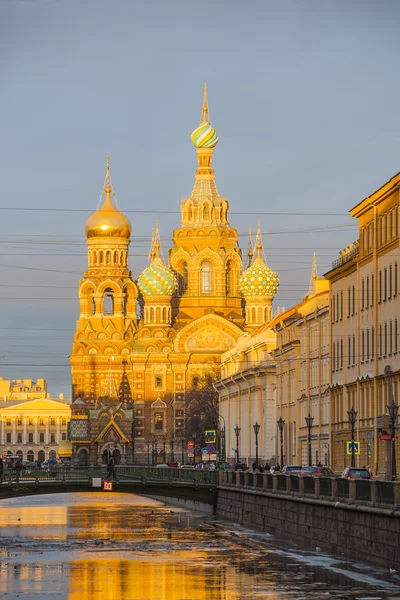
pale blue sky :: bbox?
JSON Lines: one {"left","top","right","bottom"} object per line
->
{"left": 1, "top": 0, "right": 400, "bottom": 396}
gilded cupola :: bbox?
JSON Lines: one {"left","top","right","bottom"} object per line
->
{"left": 240, "top": 223, "right": 279, "bottom": 327}
{"left": 85, "top": 157, "right": 131, "bottom": 240}
{"left": 138, "top": 225, "right": 177, "bottom": 297}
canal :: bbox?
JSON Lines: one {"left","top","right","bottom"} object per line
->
{"left": 0, "top": 492, "right": 398, "bottom": 599}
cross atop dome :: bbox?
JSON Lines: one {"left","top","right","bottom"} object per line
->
{"left": 191, "top": 83, "right": 219, "bottom": 149}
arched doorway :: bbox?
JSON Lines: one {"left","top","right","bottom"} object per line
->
{"left": 49, "top": 450, "right": 56, "bottom": 459}
{"left": 38, "top": 450, "right": 45, "bottom": 464}
{"left": 16, "top": 450, "right": 23, "bottom": 461}
{"left": 112, "top": 448, "right": 121, "bottom": 465}
{"left": 27, "top": 450, "right": 34, "bottom": 463}
{"left": 78, "top": 449, "right": 88, "bottom": 466}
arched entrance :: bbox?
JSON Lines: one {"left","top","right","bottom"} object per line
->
{"left": 112, "top": 448, "right": 121, "bottom": 465}
{"left": 49, "top": 450, "right": 56, "bottom": 460}
{"left": 101, "top": 445, "right": 122, "bottom": 465}
{"left": 27, "top": 450, "right": 34, "bottom": 463}
{"left": 16, "top": 450, "right": 23, "bottom": 461}
{"left": 38, "top": 450, "right": 45, "bottom": 464}
{"left": 78, "top": 449, "right": 88, "bottom": 466}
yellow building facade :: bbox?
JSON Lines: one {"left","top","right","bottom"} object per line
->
{"left": 325, "top": 171, "right": 400, "bottom": 476}
{"left": 0, "top": 398, "right": 71, "bottom": 463}
{"left": 69, "top": 87, "right": 280, "bottom": 465}
{"left": 271, "top": 264, "right": 330, "bottom": 466}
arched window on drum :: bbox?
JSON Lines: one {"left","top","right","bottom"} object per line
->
{"left": 226, "top": 260, "right": 233, "bottom": 295}
{"left": 179, "top": 262, "right": 188, "bottom": 295}
{"left": 103, "top": 288, "right": 114, "bottom": 315}
{"left": 201, "top": 261, "right": 212, "bottom": 294}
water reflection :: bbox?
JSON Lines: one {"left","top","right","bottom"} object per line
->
{"left": 0, "top": 492, "right": 398, "bottom": 600}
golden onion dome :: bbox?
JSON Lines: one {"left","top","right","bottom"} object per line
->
{"left": 85, "top": 185, "right": 131, "bottom": 239}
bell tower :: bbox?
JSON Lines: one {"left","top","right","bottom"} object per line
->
{"left": 70, "top": 158, "right": 138, "bottom": 402}
{"left": 169, "top": 85, "right": 243, "bottom": 324}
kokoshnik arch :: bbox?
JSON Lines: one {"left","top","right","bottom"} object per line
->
{"left": 69, "top": 86, "right": 280, "bottom": 466}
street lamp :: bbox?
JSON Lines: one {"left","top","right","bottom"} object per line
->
{"left": 234, "top": 425, "right": 241, "bottom": 463}
{"left": 162, "top": 437, "right": 166, "bottom": 463}
{"left": 277, "top": 417, "right": 285, "bottom": 467}
{"left": 217, "top": 414, "right": 227, "bottom": 468}
{"left": 347, "top": 407, "right": 358, "bottom": 468}
{"left": 146, "top": 440, "right": 151, "bottom": 465}
{"left": 305, "top": 413, "right": 314, "bottom": 466}
{"left": 253, "top": 422, "right": 260, "bottom": 469}
{"left": 170, "top": 438, "right": 174, "bottom": 464}
{"left": 181, "top": 439, "right": 185, "bottom": 466}
{"left": 388, "top": 400, "right": 399, "bottom": 481}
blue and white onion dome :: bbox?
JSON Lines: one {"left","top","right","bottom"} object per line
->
{"left": 240, "top": 256, "right": 279, "bottom": 298}
{"left": 138, "top": 258, "right": 177, "bottom": 297}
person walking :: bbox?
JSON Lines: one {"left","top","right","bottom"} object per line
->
{"left": 14, "top": 458, "right": 23, "bottom": 483}
{"left": 107, "top": 457, "right": 115, "bottom": 480}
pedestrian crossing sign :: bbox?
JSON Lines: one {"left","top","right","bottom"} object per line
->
{"left": 346, "top": 441, "right": 360, "bottom": 455}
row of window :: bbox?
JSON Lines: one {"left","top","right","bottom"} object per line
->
{"left": 4, "top": 432, "right": 67, "bottom": 443}
{"left": 379, "top": 320, "right": 398, "bottom": 357}
{"left": 3, "top": 417, "right": 67, "bottom": 426}
{"left": 379, "top": 206, "right": 398, "bottom": 249}
{"left": 178, "top": 261, "right": 236, "bottom": 296}
{"left": 333, "top": 320, "right": 399, "bottom": 370}
{"left": 378, "top": 263, "right": 398, "bottom": 303}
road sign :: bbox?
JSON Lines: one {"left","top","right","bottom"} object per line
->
{"left": 346, "top": 441, "right": 360, "bottom": 455}
{"left": 187, "top": 440, "right": 195, "bottom": 449}
{"left": 380, "top": 434, "right": 392, "bottom": 441}
{"left": 205, "top": 430, "right": 216, "bottom": 444}
{"left": 206, "top": 444, "right": 216, "bottom": 454}
{"left": 201, "top": 447, "right": 208, "bottom": 454}
{"left": 103, "top": 480, "right": 113, "bottom": 491}
{"left": 187, "top": 450, "right": 194, "bottom": 457}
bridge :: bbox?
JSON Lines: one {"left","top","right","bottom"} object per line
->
{"left": 0, "top": 466, "right": 219, "bottom": 505}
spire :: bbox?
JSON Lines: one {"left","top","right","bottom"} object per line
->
{"left": 154, "top": 219, "right": 161, "bottom": 259}
{"left": 148, "top": 228, "right": 156, "bottom": 262}
{"left": 247, "top": 228, "right": 254, "bottom": 268}
{"left": 308, "top": 253, "right": 318, "bottom": 296}
{"left": 97, "top": 156, "right": 120, "bottom": 210}
{"left": 255, "top": 220, "right": 263, "bottom": 259}
{"left": 201, "top": 82, "right": 209, "bottom": 123}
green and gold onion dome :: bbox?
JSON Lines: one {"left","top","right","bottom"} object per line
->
{"left": 85, "top": 185, "right": 132, "bottom": 239}
{"left": 240, "top": 255, "right": 279, "bottom": 298}
{"left": 191, "top": 120, "right": 219, "bottom": 149}
{"left": 138, "top": 257, "right": 177, "bottom": 297}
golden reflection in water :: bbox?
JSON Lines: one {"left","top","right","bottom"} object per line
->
{"left": 69, "top": 558, "right": 241, "bottom": 600}
{"left": 0, "top": 505, "right": 67, "bottom": 528}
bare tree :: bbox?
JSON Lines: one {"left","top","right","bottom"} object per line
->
{"left": 185, "top": 375, "right": 219, "bottom": 443}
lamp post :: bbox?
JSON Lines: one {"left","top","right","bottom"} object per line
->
{"left": 170, "top": 438, "right": 175, "bottom": 464}
{"left": 163, "top": 437, "right": 166, "bottom": 464}
{"left": 181, "top": 439, "right": 185, "bottom": 466}
{"left": 146, "top": 440, "right": 150, "bottom": 465}
{"left": 347, "top": 407, "right": 358, "bottom": 468}
{"left": 234, "top": 425, "right": 240, "bottom": 463}
{"left": 385, "top": 365, "right": 398, "bottom": 481}
{"left": 253, "top": 422, "right": 260, "bottom": 469}
{"left": 217, "top": 414, "right": 227, "bottom": 468}
{"left": 305, "top": 413, "right": 314, "bottom": 466}
{"left": 277, "top": 417, "right": 285, "bottom": 467}
{"left": 388, "top": 400, "right": 399, "bottom": 480}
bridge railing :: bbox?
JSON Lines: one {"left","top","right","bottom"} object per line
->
{"left": 219, "top": 471, "right": 400, "bottom": 509}
{"left": 0, "top": 466, "right": 218, "bottom": 488}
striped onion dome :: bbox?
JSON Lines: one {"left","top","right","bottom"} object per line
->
{"left": 240, "top": 256, "right": 279, "bottom": 298}
{"left": 191, "top": 120, "right": 219, "bottom": 148}
{"left": 138, "top": 258, "right": 177, "bottom": 297}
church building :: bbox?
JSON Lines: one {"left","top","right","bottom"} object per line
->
{"left": 69, "top": 87, "right": 279, "bottom": 465}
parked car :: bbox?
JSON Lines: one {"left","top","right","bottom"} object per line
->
{"left": 281, "top": 465, "right": 302, "bottom": 474}
{"left": 301, "top": 466, "right": 335, "bottom": 477}
{"left": 155, "top": 463, "right": 170, "bottom": 469}
{"left": 342, "top": 467, "right": 371, "bottom": 479}
{"left": 234, "top": 462, "right": 248, "bottom": 471}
